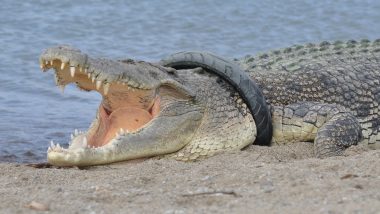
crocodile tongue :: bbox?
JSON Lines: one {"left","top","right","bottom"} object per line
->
{"left": 88, "top": 106, "right": 152, "bottom": 147}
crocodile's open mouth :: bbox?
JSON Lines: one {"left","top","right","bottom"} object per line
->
{"left": 40, "top": 58, "right": 161, "bottom": 151}
{"left": 39, "top": 46, "right": 199, "bottom": 166}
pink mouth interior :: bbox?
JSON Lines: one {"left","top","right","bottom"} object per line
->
{"left": 87, "top": 104, "right": 155, "bottom": 148}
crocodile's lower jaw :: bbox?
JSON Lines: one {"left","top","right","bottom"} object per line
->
{"left": 41, "top": 59, "right": 161, "bottom": 165}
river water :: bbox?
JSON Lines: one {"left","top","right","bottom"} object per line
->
{"left": 1, "top": 0, "right": 379, "bottom": 163}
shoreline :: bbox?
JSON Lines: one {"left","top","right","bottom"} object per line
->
{"left": 0, "top": 143, "right": 379, "bottom": 213}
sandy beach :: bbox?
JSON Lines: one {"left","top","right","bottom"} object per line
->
{"left": 0, "top": 143, "right": 379, "bottom": 213}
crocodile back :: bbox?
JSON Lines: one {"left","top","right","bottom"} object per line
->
{"left": 238, "top": 40, "right": 380, "bottom": 147}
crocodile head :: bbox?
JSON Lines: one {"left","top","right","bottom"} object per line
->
{"left": 40, "top": 46, "right": 206, "bottom": 166}
{"left": 40, "top": 46, "right": 257, "bottom": 166}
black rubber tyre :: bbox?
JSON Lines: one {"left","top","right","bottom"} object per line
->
{"left": 160, "top": 51, "right": 273, "bottom": 146}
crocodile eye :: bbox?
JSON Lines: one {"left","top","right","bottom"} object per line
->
{"left": 164, "top": 67, "right": 177, "bottom": 76}
{"left": 216, "top": 77, "right": 223, "bottom": 84}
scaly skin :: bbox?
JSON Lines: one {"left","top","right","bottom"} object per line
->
{"left": 40, "top": 46, "right": 256, "bottom": 166}
{"left": 39, "top": 39, "right": 380, "bottom": 166}
{"left": 237, "top": 39, "right": 380, "bottom": 150}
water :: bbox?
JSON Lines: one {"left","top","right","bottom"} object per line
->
{"left": 1, "top": 0, "right": 380, "bottom": 163}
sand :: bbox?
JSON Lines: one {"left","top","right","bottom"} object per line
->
{"left": 0, "top": 142, "right": 379, "bottom": 214}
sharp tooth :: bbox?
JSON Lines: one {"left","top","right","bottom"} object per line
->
{"left": 103, "top": 83, "right": 110, "bottom": 95}
{"left": 54, "top": 73, "right": 59, "bottom": 85}
{"left": 80, "top": 67, "right": 83, "bottom": 73}
{"left": 119, "top": 128, "right": 125, "bottom": 135}
{"left": 74, "top": 129, "right": 79, "bottom": 136}
{"left": 50, "top": 140, "right": 54, "bottom": 148}
{"left": 87, "top": 73, "right": 91, "bottom": 78}
{"left": 85, "top": 68, "right": 88, "bottom": 73}
{"left": 40, "top": 64, "right": 44, "bottom": 69}
{"left": 91, "top": 76, "right": 96, "bottom": 83}
{"left": 96, "top": 80, "right": 102, "bottom": 90}
{"left": 61, "top": 62, "right": 67, "bottom": 70}
{"left": 50, "top": 60, "right": 53, "bottom": 65}
{"left": 70, "top": 67, "right": 76, "bottom": 77}
{"left": 58, "top": 85, "right": 65, "bottom": 93}
{"left": 47, "top": 147, "right": 51, "bottom": 153}
{"left": 45, "top": 60, "right": 49, "bottom": 65}
{"left": 57, "top": 143, "right": 61, "bottom": 149}
{"left": 83, "top": 136, "right": 88, "bottom": 146}
{"left": 131, "top": 81, "right": 137, "bottom": 87}
{"left": 70, "top": 134, "right": 74, "bottom": 140}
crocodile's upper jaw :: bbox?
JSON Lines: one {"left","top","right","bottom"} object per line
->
{"left": 39, "top": 46, "right": 197, "bottom": 166}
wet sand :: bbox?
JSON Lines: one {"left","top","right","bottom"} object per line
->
{"left": 0, "top": 143, "right": 379, "bottom": 213}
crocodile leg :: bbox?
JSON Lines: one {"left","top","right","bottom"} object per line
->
{"left": 314, "top": 111, "right": 363, "bottom": 157}
{"left": 271, "top": 102, "right": 362, "bottom": 157}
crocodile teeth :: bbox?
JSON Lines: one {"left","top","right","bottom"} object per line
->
{"left": 45, "top": 60, "right": 49, "bottom": 65}
{"left": 70, "top": 67, "right": 76, "bottom": 77}
{"left": 74, "top": 129, "right": 79, "bottom": 136}
{"left": 61, "top": 62, "right": 67, "bottom": 70}
{"left": 58, "top": 85, "right": 65, "bottom": 93}
{"left": 83, "top": 136, "right": 88, "bottom": 146}
{"left": 103, "top": 83, "right": 110, "bottom": 95}
{"left": 115, "top": 132, "right": 120, "bottom": 138}
{"left": 91, "top": 76, "right": 96, "bottom": 83}
{"left": 70, "top": 133, "right": 74, "bottom": 140}
{"left": 50, "top": 140, "right": 55, "bottom": 148}
{"left": 96, "top": 80, "right": 102, "bottom": 90}
{"left": 119, "top": 128, "right": 125, "bottom": 135}
{"left": 87, "top": 73, "right": 91, "bottom": 78}
{"left": 54, "top": 73, "right": 60, "bottom": 85}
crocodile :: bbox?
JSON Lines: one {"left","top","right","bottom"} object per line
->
{"left": 39, "top": 39, "right": 380, "bottom": 166}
